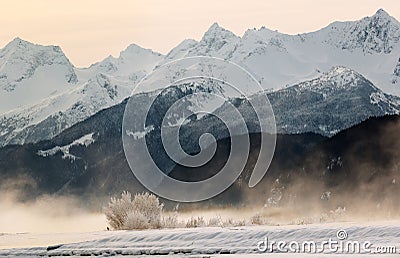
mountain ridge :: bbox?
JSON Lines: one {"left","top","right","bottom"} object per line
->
{"left": 0, "top": 108, "right": 398, "bottom": 210}
{"left": 1, "top": 9, "right": 400, "bottom": 146}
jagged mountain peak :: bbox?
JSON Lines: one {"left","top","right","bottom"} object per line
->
{"left": 365, "top": 8, "right": 400, "bottom": 28}
{"left": 242, "top": 26, "right": 277, "bottom": 42}
{"left": 0, "top": 37, "right": 77, "bottom": 98}
{"left": 373, "top": 8, "right": 392, "bottom": 20}
{"left": 89, "top": 43, "right": 164, "bottom": 76}
{"left": 201, "top": 22, "right": 239, "bottom": 42}
{"left": 4, "top": 37, "right": 40, "bottom": 49}
{"left": 119, "top": 43, "right": 163, "bottom": 59}
{"left": 186, "top": 23, "right": 239, "bottom": 57}
{"left": 1, "top": 37, "right": 65, "bottom": 57}
{"left": 94, "top": 43, "right": 163, "bottom": 65}
{"left": 321, "top": 9, "right": 400, "bottom": 54}
{"left": 205, "top": 22, "right": 224, "bottom": 33}
{"left": 244, "top": 26, "right": 279, "bottom": 36}
{"left": 5, "top": 37, "right": 32, "bottom": 48}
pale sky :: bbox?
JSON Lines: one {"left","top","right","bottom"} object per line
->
{"left": 1, "top": 0, "right": 400, "bottom": 67}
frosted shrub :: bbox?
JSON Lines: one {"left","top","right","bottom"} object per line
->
{"left": 223, "top": 218, "right": 247, "bottom": 227}
{"left": 104, "top": 191, "right": 164, "bottom": 230}
{"left": 233, "top": 219, "right": 247, "bottom": 227}
{"left": 124, "top": 211, "right": 150, "bottom": 230}
{"left": 104, "top": 191, "right": 134, "bottom": 230}
{"left": 207, "top": 216, "right": 222, "bottom": 227}
{"left": 185, "top": 216, "right": 206, "bottom": 228}
{"left": 250, "top": 213, "right": 265, "bottom": 225}
{"left": 131, "top": 192, "right": 163, "bottom": 229}
{"left": 329, "top": 206, "right": 347, "bottom": 221}
{"left": 162, "top": 213, "right": 179, "bottom": 228}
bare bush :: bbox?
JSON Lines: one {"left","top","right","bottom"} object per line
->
{"left": 185, "top": 216, "right": 206, "bottom": 228}
{"left": 104, "top": 191, "right": 163, "bottom": 230}
{"left": 222, "top": 218, "right": 247, "bottom": 227}
{"left": 131, "top": 192, "right": 163, "bottom": 229}
{"left": 104, "top": 191, "right": 280, "bottom": 230}
{"left": 207, "top": 215, "right": 222, "bottom": 227}
{"left": 162, "top": 212, "right": 180, "bottom": 228}
{"left": 104, "top": 191, "right": 134, "bottom": 230}
{"left": 124, "top": 211, "right": 150, "bottom": 230}
{"left": 250, "top": 213, "right": 265, "bottom": 225}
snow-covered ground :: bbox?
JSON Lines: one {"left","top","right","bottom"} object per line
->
{"left": 1, "top": 221, "right": 399, "bottom": 257}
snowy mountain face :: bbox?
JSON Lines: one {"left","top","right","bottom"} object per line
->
{"left": 0, "top": 76, "right": 131, "bottom": 146}
{"left": 0, "top": 42, "right": 163, "bottom": 146}
{"left": 178, "top": 66, "right": 400, "bottom": 139}
{"left": 84, "top": 44, "right": 163, "bottom": 82}
{"left": 266, "top": 66, "right": 400, "bottom": 136}
{"left": 172, "top": 9, "right": 400, "bottom": 95}
{"left": 0, "top": 88, "right": 398, "bottom": 209}
{"left": 321, "top": 9, "right": 400, "bottom": 54}
{"left": 1, "top": 9, "right": 400, "bottom": 147}
{"left": 186, "top": 23, "right": 240, "bottom": 58}
{"left": 0, "top": 38, "right": 77, "bottom": 113}
{"left": 123, "top": 66, "right": 400, "bottom": 178}
{"left": 163, "top": 39, "right": 198, "bottom": 62}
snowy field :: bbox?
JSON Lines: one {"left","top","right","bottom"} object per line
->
{"left": 1, "top": 221, "right": 399, "bottom": 257}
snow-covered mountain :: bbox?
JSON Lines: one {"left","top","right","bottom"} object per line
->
{"left": 0, "top": 81, "right": 398, "bottom": 204}
{"left": 0, "top": 38, "right": 77, "bottom": 113}
{"left": 171, "top": 9, "right": 400, "bottom": 95}
{"left": 83, "top": 43, "right": 164, "bottom": 82}
{"left": 0, "top": 43, "right": 163, "bottom": 146}
{"left": 187, "top": 22, "right": 240, "bottom": 58}
{"left": 1, "top": 9, "right": 400, "bottom": 146}
{"left": 169, "top": 66, "right": 400, "bottom": 142}
{"left": 121, "top": 66, "right": 400, "bottom": 177}
{"left": 267, "top": 66, "right": 400, "bottom": 136}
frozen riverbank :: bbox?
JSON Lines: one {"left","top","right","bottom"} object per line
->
{"left": 1, "top": 221, "right": 399, "bottom": 257}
